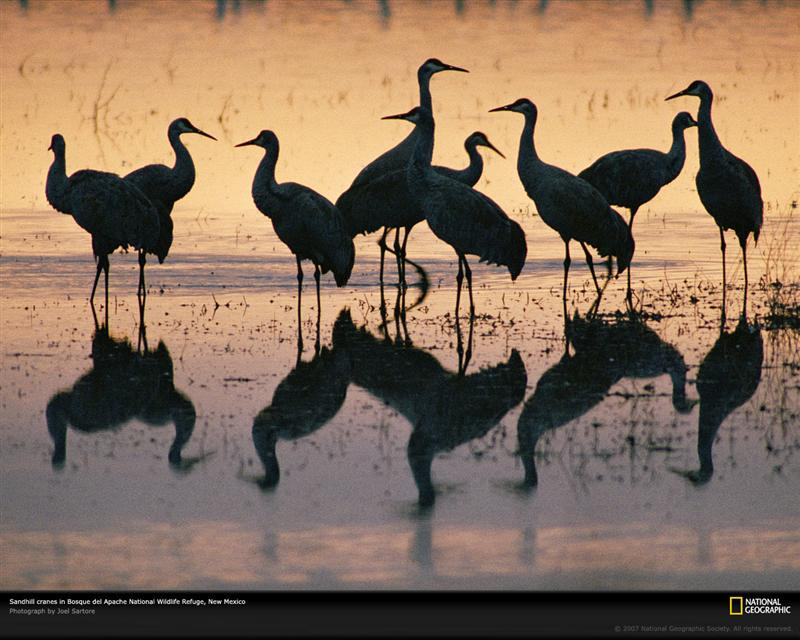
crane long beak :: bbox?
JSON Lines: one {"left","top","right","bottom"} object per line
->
{"left": 444, "top": 64, "right": 469, "bottom": 73}
{"left": 665, "top": 88, "right": 688, "bottom": 101}
{"left": 381, "top": 112, "right": 410, "bottom": 121}
{"left": 488, "top": 104, "right": 513, "bottom": 113}
{"left": 235, "top": 138, "right": 258, "bottom": 147}
{"left": 482, "top": 140, "right": 506, "bottom": 159}
{"left": 192, "top": 127, "right": 217, "bottom": 141}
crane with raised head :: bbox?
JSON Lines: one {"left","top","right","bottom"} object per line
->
{"left": 578, "top": 111, "right": 697, "bottom": 304}
{"left": 337, "top": 130, "right": 504, "bottom": 287}
{"left": 489, "top": 99, "right": 634, "bottom": 315}
{"left": 45, "top": 133, "right": 160, "bottom": 318}
{"left": 336, "top": 58, "right": 468, "bottom": 285}
{"left": 237, "top": 130, "right": 355, "bottom": 349}
{"left": 666, "top": 80, "right": 763, "bottom": 315}
{"left": 124, "top": 117, "right": 216, "bottom": 297}
{"left": 382, "top": 106, "right": 526, "bottom": 318}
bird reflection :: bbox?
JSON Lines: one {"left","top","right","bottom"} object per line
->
{"left": 249, "top": 317, "right": 351, "bottom": 489}
{"left": 46, "top": 326, "right": 202, "bottom": 472}
{"left": 338, "top": 312, "right": 527, "bottom": 507}
{"left": 673, "top": 316, "right": 763, "bottom": 484}
{"left": 518, "top": 312, "right": 694, "bottom": 488}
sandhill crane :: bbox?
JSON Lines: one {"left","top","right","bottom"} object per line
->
{"left": 336, "top": 311, "right": 526, "bottom": 507}
{"left": 518, "top": 312, "right": 695, "bottom": 488}
{"left": 45, "top": 134, "right": 160, "bottom": 318}
{"left": 249, "top": 314, "right": 351, "bottom": 489}
{"left": 383, "top": 106, "right": 527, "bottom": 318}
{"left": 666, "top": 80, "right": 763, "bottom": 315}
{"left": 237, "top": 130, "right": 355, "bottom": 349}
{"left": 336, "top": 58, "right": 468, "bottom": 285}
{"left": 489, "top": 99, "right": 634, "bottom": 314}
{"left": 672, "top": 316, "right": 762, "bottom": 485}
{"left": 339, "top": 130, "right": 504, "bottom": 288}
{"left": 124, "top": 117, "right": 216, "bottom": 292}
{"left": 46, "top": 327, "right": 200, "bottom": 471}
{"left": 578, "top": 111, "right": 697, "bottom": 303}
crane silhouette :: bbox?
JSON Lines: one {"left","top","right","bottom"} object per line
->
{"left": 249, "top": 314, "right": 351, "bottom": 490}
{"left": 237, "top": 130, "right": 355, "bottom": 350}
{"left": 671, "top": 316, "right": 762, "bottom": 485}
{"left": 578, "top": 111, "right": 697, "bottom": 304}
{"left": 517, "top": 312, "right": 695, "bottom": 488}
{"left": 45, "top": 134, "right": 160, "bottom": 319}
{"left": 124, "top": 117, "right": 216, "bottom": 300}
{"left": 383, "top": 106, "right": 526, "bottom": 318}
{"left": 46, "top": 327, "right": 202, "bottom": 472}
{"left": 489, "top": 99, "right": 634, "bottom": 315}
{"left": 339, "top": 130, "right": 504, "bottom": 288}
{"left": 336, "top": 58, "right": 468, "bottom": 286}
{"left": 336, "top": 311, "right": 526, "bottom": 508}
{"left": 666, "top": 80, "right": 763, "bottom": 316}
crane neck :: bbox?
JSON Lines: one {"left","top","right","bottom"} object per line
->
{"left": 251, "top": 143, "right": 281, "bottom": 214}
{"left": 409, "top": 114, "right": 435, "bottom": 184}
{"left": 45, "top": 147, "right": 69, "bottom": 213}
{"left": 665, "top": 122, "right": 689, "bottom": 178}
{"left": 459, "top": 141, "right": 484, "bottom": 186}
{"left": 696, "top": 93, "right": 725, "bottom": 165}
{"left": 418, "top": 70, "right": 434, "bottom": 112}
{"left": 516, "top": 111, "right": 540, "bottom": 178}
{"left": 168, "top": 129, "right": 197, "bottom": 194}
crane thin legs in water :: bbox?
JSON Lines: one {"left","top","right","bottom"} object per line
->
{"left": 295, "top": 256, "right": 304, "bottom": 353}
{"left": 293, "top": 257, "right": 323, "bottom": 357}
{"left": 313, "top": 264, "right": 322, "bottom": 352}
{"left": 579, "top": 241, "right": 603, "bottom": 296}
{"left": 455, "top": 311, "right": 475, "bottom": 375}
{"left": 454, "top": 254, "right": 475, "bottom": 320}
{"left": 90, "top": 255, "right": 110, "bottom": 326}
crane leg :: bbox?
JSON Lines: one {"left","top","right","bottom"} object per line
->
{"left": 378, "top": 228, "right": 390, "bottom": 286}
{"left": 562, "top": 241, "right": 571, "bottom": 320}
{"left": 137, "top": 250, "right": 147, "bottom": 306}
{"left": 314, "top": 264, "right": 321, "bottom": 352}
{"left": 90, "top": 259, "right": 103, "bottom": 306}
{"left": 400, "top": 226, "right": 412, "bottom": 293}
{"left": 719, "top": 227, "right": 727, "bottom": 320}
{"left": 579, "top": 242, "right": 602, "bottom": 296}
{"left": 463, "top": 256, "right": 475, "bottom": 317}
{"left": 393, "top": 227, "right": 404, "bottom": 288}
{"left": 741, "top": 236, "right": 748, "bottom": 319}
{"left": 296, "top": 256, "right": 304, "bottom": 351}
{"left": 104, "top": 258, "right": 109, "bottom": 326}
{"left": 455, "top": 255, "right": 464, "bottom": 320}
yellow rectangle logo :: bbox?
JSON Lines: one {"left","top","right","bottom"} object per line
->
{"left": 730, "top": 597, "right": 744, "bottom": 615}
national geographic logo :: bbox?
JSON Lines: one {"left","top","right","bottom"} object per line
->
{"left": 730, "top": 596, "right": 792, "bottom": 615}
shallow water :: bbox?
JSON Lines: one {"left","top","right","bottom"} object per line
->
{"left": 1, "top": 0, "right": 799, "bottom": 590}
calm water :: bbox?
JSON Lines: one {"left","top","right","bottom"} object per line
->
{"left": 1, "top": 0, "right": 798, "bottom": 589}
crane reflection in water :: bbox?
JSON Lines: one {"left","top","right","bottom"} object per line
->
{"left": 247, "top": 307, "right": 526, "bottom": 508}
{"left": 46, "top": 326, "right": 207, "bottom": 473}
{"left": 671, "top": 315, "right": 763, "bottom": 485}
{"left": 517, "top": 311, "right": 696, "bottom": 489}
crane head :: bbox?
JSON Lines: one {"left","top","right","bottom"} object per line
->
{"left": 665, "top": 80, "right": 711, "bottom": 101}
{"left": 381, "top": 106, "right": 432, "bottom": 126}
{"left": 468, "top": 131, "right": 505, "bottom": 159}
{"left": 419, "top": 58, "right": 469, "bottom": 77}
{"left": 673, "top": 111, "right": 698, "bottom": 131}
{"left": 235, "top": 130, "right": 279, "bottom": 150}
{"left": 48, "top": 133, "right": 65, "bottom": 153}
{"left": 172, "top": 117, "right": 217, "bottom": 141}
{"left": 489, "top": 98, "right": 537, "bottom": 121}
